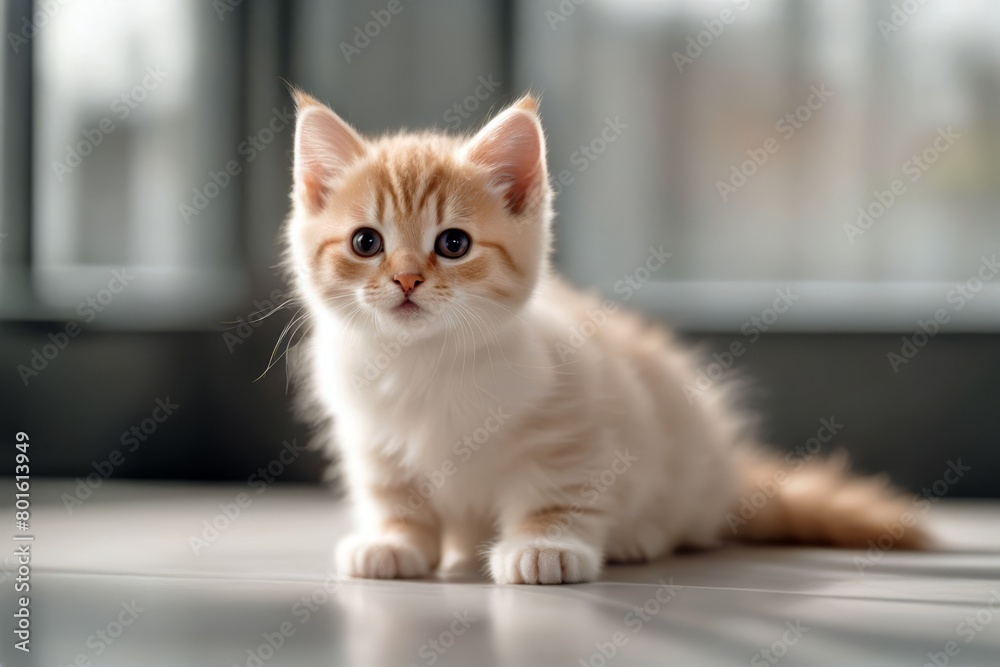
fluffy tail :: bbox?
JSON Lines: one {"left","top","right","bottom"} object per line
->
{"left": 729, "top": 449, "right": 932, "bottom": 549}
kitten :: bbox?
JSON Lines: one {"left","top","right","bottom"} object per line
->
{"left": 284, "top": 91, "right": 928, "bottom": 584}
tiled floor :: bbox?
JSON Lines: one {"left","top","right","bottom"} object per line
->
{"left": 4, "top": 481, "right": 999, "bottom": 666}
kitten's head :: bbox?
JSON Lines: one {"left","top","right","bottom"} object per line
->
{"left": 287, "top": 91, "right": 552, "bottom": 341}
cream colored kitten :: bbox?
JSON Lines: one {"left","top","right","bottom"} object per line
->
{"left": 284, "top": 91, "right": 927, "bottom": 585}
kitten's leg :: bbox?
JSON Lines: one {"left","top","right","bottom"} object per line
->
{"left": 489, "top": 503, "right": 609, "bottom": 585}
{"left": 605, "top": 518, "right": 673, "bottom": 563}
{"left": 336, "top": 485, "right": 442, "bottom": 579}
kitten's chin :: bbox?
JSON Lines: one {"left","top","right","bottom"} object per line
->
{"left": 369, "top": 300, "right": 446, "bottom": 340}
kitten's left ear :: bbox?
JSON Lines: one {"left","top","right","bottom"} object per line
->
{"left": 292, "top": 91, "right": 366, "bottom": 213}
{"left": 464, "top": 95, "right": 548, "bottom": 215}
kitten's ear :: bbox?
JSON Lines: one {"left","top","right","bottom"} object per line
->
{"left": 464, "top": 95, "right": 547, "bottom": 215}
{"left": 292, "top": 91, "right": 366, "bottom": 212}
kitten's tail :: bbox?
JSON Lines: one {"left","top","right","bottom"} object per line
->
{"left": 729, "top": 448, "right": 932, "bottom": 549}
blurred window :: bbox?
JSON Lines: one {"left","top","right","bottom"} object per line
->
{"left": 6, "top": 0, "right": 999, "bottom": 332}
{"left": 0, "top": 8, "right": 6, "bottom": 253}
{"left": 522, "top": 0, "right": 1000, "bottom": 330}
{"left": 27, "top": 0, "right": 246, "bottom": 327}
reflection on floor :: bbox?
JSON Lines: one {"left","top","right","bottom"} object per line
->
{"left": 4, "top": 481, "right": 999, "bottom": 666}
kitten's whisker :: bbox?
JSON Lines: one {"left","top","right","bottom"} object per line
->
{"left": 284, "top": 319, "right": 314, "bottom": 393}
{"left": 446, "top": 312, "right": 460, "bottom": 394}
{"left": 455, "top": 307, "right": 502, "bottom": 409}
{"left": 257, "top": 296, "right": 364, "bottom": 384}
{"left": 342, "top": 305, "right": 366, "bottom": 351}
{"left": 456, "top": 301, "right": 567, "bottom": 379}
{"left": 219, "top": 296, "right": 305, "bottom": 329}
{"left": 457, "top": 309, "right": 488, "bottom": 409}
{"left": 428, "top": 315, "right": 451, "bottom": 385}
{"left": 245, "top": 297, "right": 300, "bottom": 325}
{"left": 257, "top": 307, "right": 308, "bottom": 381}
{"left": 454, "top": 310, "right": 471, "bottom": 404}
{"left": 256, "top": 309, "right": 310, "bottom": 382}
{"left": 462, "top": 295, "right": 583, "bottom": 374}
{"left": 455, "top": 302, "right": 497, "bottom": 384}
{"left": 462, "top": 293, "right": 533, "bottom": 325}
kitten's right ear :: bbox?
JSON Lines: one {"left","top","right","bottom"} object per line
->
{"left": 292, "top": 91, "right": 366, "bottom": 213}
{"left": 464, "top": 95, "right": 547, "bottom": 216}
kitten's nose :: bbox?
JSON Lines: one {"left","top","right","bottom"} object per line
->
{"left": 393, "top": 273, "right": 424, "bottom": 296}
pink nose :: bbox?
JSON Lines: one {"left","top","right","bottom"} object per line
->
{"left": 393, "top": 273, "right": 424, "bottom": 295}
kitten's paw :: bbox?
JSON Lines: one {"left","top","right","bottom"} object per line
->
{"left": 489, "top": 537, "right": 601, "bottom": 584}
{"left": 335, "top": 534, "right": 431, "bottom": 579}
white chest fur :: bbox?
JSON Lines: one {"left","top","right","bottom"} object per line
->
{"left": 310, "top": 312, "right": 554, "bottom": 504}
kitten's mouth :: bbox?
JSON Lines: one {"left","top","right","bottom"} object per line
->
{"left": 394, "top": 298, "right": 422, "bottom": 316}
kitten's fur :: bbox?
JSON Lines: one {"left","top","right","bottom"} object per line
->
{"left": 284, "top": 92, "right": 927, "bottom": 584}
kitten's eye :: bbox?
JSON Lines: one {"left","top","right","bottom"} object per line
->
{"left": 435, "top": 229, "right": 471, "bottom": 259}
{"left": 351, "top": 228, "right": 383, "bottom": 257}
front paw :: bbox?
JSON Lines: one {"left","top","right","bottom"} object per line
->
{"left": 489, "top": 537, "right": 602, "bottom": 584}
{"left": 335, "top": 534, "right": 431, "bottom": 579}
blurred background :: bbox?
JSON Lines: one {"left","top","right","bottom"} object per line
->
{"left": 1, "top": 0, "right": 998, "bottom": 495}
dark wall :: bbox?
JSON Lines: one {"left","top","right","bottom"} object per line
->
{"left": 692, "top": 332, "right": 999, "bottom": 499}
{"left": 1, "top": 320, "right": 323, "bottom": 485}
